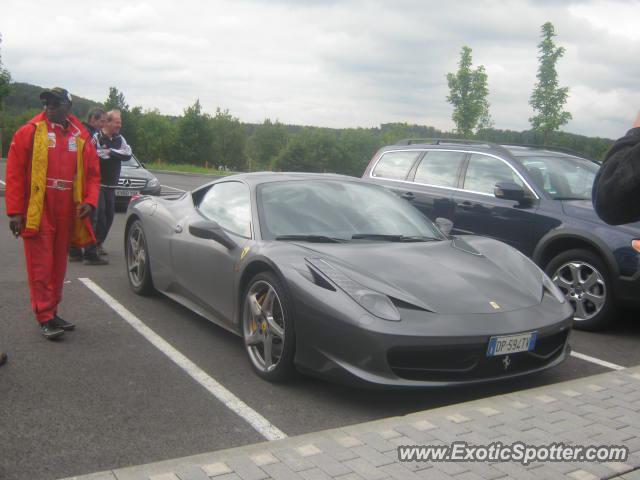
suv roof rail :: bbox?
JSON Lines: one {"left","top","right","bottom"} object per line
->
{"left": 394, "top": 138, "right": 513, "bottom": 158}
{"left": 395, "top": 138, "right": 490, "bottom": 146}
{"left": 499, "top": 143, "right": 594, "bottom": 160}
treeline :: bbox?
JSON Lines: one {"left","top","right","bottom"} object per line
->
{"left": 1, "top": 84, "right": 613, "bottom": 175}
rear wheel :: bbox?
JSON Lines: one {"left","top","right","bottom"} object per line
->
{"left": 242, "top": 272, "right": 296, "bottom": 382}
{"left": 545, "top": 248, "right": 615, "bottom": 331}
{"left": 126, "top": 220, "right": 154, "bottom": 296}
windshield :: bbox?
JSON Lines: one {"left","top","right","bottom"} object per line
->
{"left": 257, "top": 180, "right": 443, "bottom": 241}
{"left": 121, "top": 155, "right": 141, "bottom": 168}
{"left": 520, "top": 155, "right": 599, "bottom": 200}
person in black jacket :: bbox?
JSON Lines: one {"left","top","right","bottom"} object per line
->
{"left": 83, "top": 109, "right": 132, "bottom": 264}
{"left": 69, "top": 107, "right": 107, "bottom": 262}
{"left": 593, "top": 111, "right": 640, "bottom": 225}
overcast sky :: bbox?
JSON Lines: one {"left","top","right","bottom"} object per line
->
{"left": 1, "top": 0, "right": 638, "bottom": 138}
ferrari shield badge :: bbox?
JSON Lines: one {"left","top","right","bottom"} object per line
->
{"left": 502, "top": 355, "right": 511, "bottom": 370}
{"left": 490, "top": 301, "right": 501, "bottom": 310}
{"left": 240, "top": 246, "right": 250, "bottom": 261}
{"left": 48, "top": 132, "right": 56, "bottom": 148}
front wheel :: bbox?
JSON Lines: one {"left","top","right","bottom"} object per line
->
{"left": 242, "top": 272, "right": 296, "bottom": 382}
{"left": 545, "top": 248, "right": 615, "bottom": 331}
{"left": 126, "top": 220, "right": 154, "bottom": 296}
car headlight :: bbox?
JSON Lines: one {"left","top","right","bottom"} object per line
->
{"left": 147, "top": 178, "right": 160, "bottom": 188}
{"left": 306, "top": 258, "right": 401, "bottom": 321}
{"left": 542, "top": 271, "right": 566, "bottom": 303}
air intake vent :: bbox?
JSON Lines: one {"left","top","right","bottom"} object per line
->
{"left": 389, "top": 297, "right": 431, "bottom": 312}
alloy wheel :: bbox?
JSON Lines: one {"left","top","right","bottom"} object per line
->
{"left": 243, "top": 280, "right": 286, "bottom": 373}
{"left": 127, "top": 224, "right": 147, "bottom": 288}
{"left": 552, "top": 261, "right": 606, "bottom": 322}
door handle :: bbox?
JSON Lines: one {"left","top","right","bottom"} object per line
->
{"left": 401, "top": 192, "right": 415, "bottom": 200}
{"left": 458, "top": 201, "right": 473, "bottom": 210}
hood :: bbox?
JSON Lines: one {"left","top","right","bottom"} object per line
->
{"left": 562, "top": 200, "right": 640, "bottom": 234}
{"left": 121, "top": 165, "right": 156, "bottom": 180}
{"left": 292, "top": 237, "right": 544, "bottom": 314}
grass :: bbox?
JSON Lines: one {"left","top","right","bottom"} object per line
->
{"left": 145, "top": 162, "right": 238, "bottom": 176}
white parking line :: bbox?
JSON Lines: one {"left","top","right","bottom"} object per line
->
{"left": 571, "top": 351, "right": 625, "bottom": 371}
{"left": 78, "top": 277, "right": 287, "bottom": 441}
{"left": 161, "top": 184, "right": 185, "bottom": 192}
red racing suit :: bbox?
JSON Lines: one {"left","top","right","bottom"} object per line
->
{"left": 5, "top": 112, "right": 100, "bottom": 324}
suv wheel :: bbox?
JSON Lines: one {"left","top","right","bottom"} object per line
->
{"left": 545, "top": 249, "right": 615, "bottom": 331}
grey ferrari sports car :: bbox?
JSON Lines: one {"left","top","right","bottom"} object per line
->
{"left": 124, "top": 172, "right": 574, "bottom": 387}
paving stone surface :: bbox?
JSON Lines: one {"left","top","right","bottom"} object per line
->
{"left": 61, "top": 366, "right": 640, "bottom": 480}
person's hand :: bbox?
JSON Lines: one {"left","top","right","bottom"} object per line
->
{"left": 78, "top": 204, "right": 93, "bottom": 219}
{"left": 9, "top": 215, "right": 23, "bottom": 237}
{"left": 633, "top": 111, "right": 640, "bottom": 129}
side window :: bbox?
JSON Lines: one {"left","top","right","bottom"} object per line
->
{"left": 198, "top": 182, "right": 252, "bottom": 238}
{"left": 413, "top": 151, "right": 465, "bottom": 188}
{"left": 371, "top": 151, "right": 420, "bottom": 180}
{"left": 463, "top": 154, "right": 524, "bottom": 195}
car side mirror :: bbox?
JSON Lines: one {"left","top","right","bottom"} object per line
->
{"left": 494, "top": 181, "right": 526, "bottom": 202}
{"left": 189, "top": 219, "right": 237, "bottom": 250}
{"left": 435, "top": 217, "right": 453, "bottom": 236}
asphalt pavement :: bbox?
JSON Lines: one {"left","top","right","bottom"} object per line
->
{"left": 0, "top": 169, "right": 639, "bottom": 480}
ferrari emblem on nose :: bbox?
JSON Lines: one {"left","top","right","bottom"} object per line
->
{"left": 503, "top": 355, "right": 511, "bottom": 370}
{"left": 490, "top": 301, "right": 501, "bottom": 310}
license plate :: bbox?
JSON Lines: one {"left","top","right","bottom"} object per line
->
{"left": 115, "top": 189, "right": 139, "bottom": 197}
{"left": 487, "top": 331, "right": 537, "bottom": 356}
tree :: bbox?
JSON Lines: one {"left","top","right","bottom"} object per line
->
{"left": 247, "top": 119, "right": 289, "bottom": 171}
{"left": 274, "top": 129, "right": 342, "bottom": 173}
{"left": 104, "top": 87, "right": 128, "bottom": 111}
{"left": 529, "top": 22, "right": 572, "bottom": 144}
{"left": 337, "top": 128, "right": 381, "bottom": 176}
{"left": 175, "top": 99, "right": 212, "bottom": 166}
{"left": 134, "top": 110, "right": 177, "bottom": 163}
{"left": 210, "top": 108, "right": 247, "bottom": 171}
{"left": 0, "top": 34, "right": 12, "bottom": 154}
{"left": 446, "top": 46, "right": 491, "bottom": 137}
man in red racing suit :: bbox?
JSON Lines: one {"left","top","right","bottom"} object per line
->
{"left": 5, "top": 87, "right": 100, "bottom": 339}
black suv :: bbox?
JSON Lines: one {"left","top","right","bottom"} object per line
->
{"left": 363, "top": 138, "right": 640, "bottom": 331}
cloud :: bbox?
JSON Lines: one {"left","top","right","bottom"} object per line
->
{"left": 0, "top": 0, "right": 638, "bottom": 138}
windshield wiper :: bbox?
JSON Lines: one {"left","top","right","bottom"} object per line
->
{"left": 351, "top": 233, "right": 439, "bottom": 242}
{"left": 275, "top": 235, "right": 348, "bottom": 243}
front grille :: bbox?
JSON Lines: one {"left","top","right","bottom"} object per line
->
{"left": 117, "top": 178, "right": 147, "bottom": 188}
{"left": 388, "top": 328, "right": 569, "bottom": 382}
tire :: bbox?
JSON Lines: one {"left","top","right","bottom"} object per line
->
{"left": 126, "top": 220, "right": 155, "bottom": 296}
{"left": 241, "top": 271, "right": 297, "bottom": 382}
{"left": 545, "top": 248, "right": 615, "bottom": 331}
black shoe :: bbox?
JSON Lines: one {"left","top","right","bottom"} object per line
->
{"left": 0, "top": 352, "right": 7, "bottom": 366}
{"left": 69, "top": 247, "right": 83, "bottom": 262}
{"left": 41, "top": 321, "right": 65, "bottom": 339}
{"left": 50, "top": 315, "right": 75, "bottom": 331}
{"left": 83, "top": 254, "right": 109, "bottom": 265}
